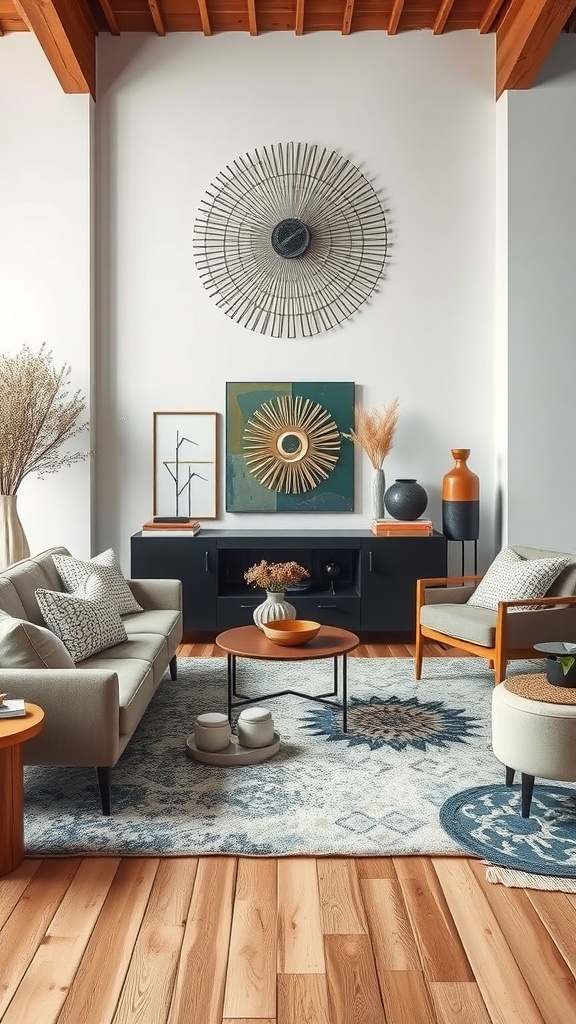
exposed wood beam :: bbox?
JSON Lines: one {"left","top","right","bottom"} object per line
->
{"left": 295, "top": 0, "right": 304, "bottom": 35}
{"left": 388, "top": 0, "right": 405, "bottom": 34}
{"left": 433, "top": 0, "right": 456, "bottom": 33}
{"left": 496, "top": 0, "right": 576, "bottom": 98}
{"left": 342, "top": 0, "right": 355, "bottom": 35}
{"left": 12, "top": 0, "right": 96, "bottom": 96}
{"left": 97, "top": 0, "right": 120, "bottom": 35}
{"left": 196, "top": 0, "right": 212, "bottom": 35}
{"left": 247, "top": 0, "right": 257, "bottom": 35}
{"left": 479, "top": 0, "right": 507, "bottom": 33}
{"left": 147, "top": 0, "right": 166, "bottom": 35}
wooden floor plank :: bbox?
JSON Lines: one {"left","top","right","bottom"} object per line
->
{"left": 393, "top": 856, "right": 473, "bottom": 982}
{"left": 0, "top": 859, "right": 81, "bottom": 1017}
{"left": 429, "top": 981, "right": 492, "bottom": 1023}
{"left": 0, "top": 858, "right": 41, "bottom": 928}
{"left": 277, "top": 857, "right": 325, "bottom": 973}
{"left": 168, "top": 857, "right": 237, "bottom": 1024}
{"left": 111, "top": 858, "right": 198, "bottom": 1024}
{"left": 324, "top": 933, "right": 386, "bottom": 1024}
{"left": 433, "top": 858, "right": 546, "bottom": 1024}
{"left": 469, "top": 860, "right": 576, "bottom": 1024}
{"left": 526, "top": 890, "right": 576, "bottom": 976}
{"left": 223, "top": 858, "right": 276, "bottom": 1019}
{"left": 277, "top": 973, "right": 330, "bottom": 1024}
{"left": 379, "top": 970, "right": 437, "bottom": 1024}
{"left": 2, "top": 858, "right": 120, "bottom": 1024}
{"left": 360, "top": 877, "right": 421, "bottom": 971}
{"left": 317, "top": 859, "right": 368, "bottom": 935}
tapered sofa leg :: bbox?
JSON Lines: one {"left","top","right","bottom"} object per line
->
{"left": 96, "top": 766, "right": 112, "bottom": 816}
{"left": 169, "top": 654, "right": 178, "bottom": 680}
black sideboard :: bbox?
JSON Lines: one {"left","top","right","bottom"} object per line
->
{"left": 130, "top": 529, "right": 447, "bottom": 636}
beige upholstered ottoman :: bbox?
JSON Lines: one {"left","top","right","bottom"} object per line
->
{"left": 491, "top": 674, "right": 576, "bottom": 817}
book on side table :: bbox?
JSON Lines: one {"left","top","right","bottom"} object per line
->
{"left": 141, "top": 518, "right": 202, "bottom": 537}
{"left": 0, "top": 699, "right": 26, "bottom": 718}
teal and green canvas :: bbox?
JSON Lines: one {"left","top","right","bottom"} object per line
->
{"left": 226, "top": 381, "right": 355, "bottom": 512}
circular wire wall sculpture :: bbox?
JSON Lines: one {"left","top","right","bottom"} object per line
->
{"left": 242, "top": 394, "right": 341, "bottom": 493}
{"left": 193, "top": 141, "right": 389, "bottom": 339}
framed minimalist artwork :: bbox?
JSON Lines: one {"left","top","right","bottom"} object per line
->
{"left": 226, "top": 382, "right": 355, "bottom": 512}
{"left": 153, "top": 412, "right": 217, "bottom": 519}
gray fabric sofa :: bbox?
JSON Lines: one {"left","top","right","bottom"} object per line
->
{"left": 0, "top": 546, "right": 182, "bottom": 814}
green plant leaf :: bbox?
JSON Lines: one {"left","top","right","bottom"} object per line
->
{"left": 557, "top": 656, "right": 575, "bottom": 675}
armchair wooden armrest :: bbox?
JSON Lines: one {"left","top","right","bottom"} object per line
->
{"left": 416, "top": 574, "right": 482, "bottom": 609}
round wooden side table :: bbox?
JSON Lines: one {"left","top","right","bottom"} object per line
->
{"left": 0, "top": 703, "right": 44, "bottom": 876}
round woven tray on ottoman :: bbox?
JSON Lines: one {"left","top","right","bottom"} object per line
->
{"left": 504, "top": 673, "right": 576, "bottom": 705}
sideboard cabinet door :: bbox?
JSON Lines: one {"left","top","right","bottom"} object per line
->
{"left": 361, "top": 535, "right": 447, "bottom": 631}
{"left": 131, "top": 536, "right": 217, "bottom": 632}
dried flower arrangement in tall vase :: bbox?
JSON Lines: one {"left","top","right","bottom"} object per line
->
{"left": 0, "top": 344, "right": 91, "bottom": 569}
{"left": 342, "top": 397, "right": 400, "bottom": 521}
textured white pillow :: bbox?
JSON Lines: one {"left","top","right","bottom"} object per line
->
{"left": 467, "top": 547, "right": 570, "bottom": 612}
{"left": 35, "top": 574, "right": 127, "bottom": 662}
{"left": 53, "top": 548, "right": 142, "bottom": 616}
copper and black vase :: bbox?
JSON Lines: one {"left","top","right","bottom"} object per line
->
{"left": 441, "top": 449, "right": 479, "bottom": 541}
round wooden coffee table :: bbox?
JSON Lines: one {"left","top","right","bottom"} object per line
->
{"left": 0, "top": 703, "right": 44, "bottom": 876}
{"left": 216, "top": 625, "right": 359, "bottom": 732}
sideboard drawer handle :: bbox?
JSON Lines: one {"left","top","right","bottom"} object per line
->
{"left": 317, "top": 604, "right": 337, "bottom": 609}
{"left": 240, "top": 604, "right": 256, "bottom": 608}
{"left": 369, "top": 551, "right": 373, "bottom": 572}
{"left": 205, "top": 551, "right": 209, "bottom": 572}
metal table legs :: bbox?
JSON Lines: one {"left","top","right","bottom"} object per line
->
{"left": 227, "top": 653, "right": 349, "bottom": 732}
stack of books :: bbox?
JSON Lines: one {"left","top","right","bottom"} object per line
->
{"left": 141, "top": 517, "right": 202, "bottom": 537}
{"left": 371, "top": 518, "right": 434, "bottom": 537}
{"left": 0, "top": 698, "right": 26, "bottom": 718}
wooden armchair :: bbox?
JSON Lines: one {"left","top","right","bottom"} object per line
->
{"left": 415, "top": 547, "right": 576, "bottom": 683}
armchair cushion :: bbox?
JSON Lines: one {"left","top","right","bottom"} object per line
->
{"left": 420, "top": 603, "right": 497, "bottom": 647}
{"left": 467, "top": 547, "right": 570, "bottom": 612}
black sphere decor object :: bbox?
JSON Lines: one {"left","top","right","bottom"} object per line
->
{"left": 384, "top": 479, "right": 428, "bottom": 521}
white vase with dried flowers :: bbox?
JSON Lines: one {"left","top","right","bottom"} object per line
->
{"left": 244, "top": 559, "right": 309, "bottom": 630}
{"left": 0, "top": 344, "right": 91, "bottom": 570}
{"left": 342, "top": 397, "right": 400, "bottom": 522}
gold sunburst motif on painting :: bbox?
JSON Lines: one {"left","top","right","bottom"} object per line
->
{"left": 242, "top": 395, "right": 341, "bottom": 493}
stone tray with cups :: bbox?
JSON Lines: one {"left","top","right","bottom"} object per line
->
{"left": 186, "top": 707, "right": 280, "bottom": 766}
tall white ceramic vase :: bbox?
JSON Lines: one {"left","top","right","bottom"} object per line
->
{"left": 0, "top": 494, "right": 30, "bottom": 570}
{"left": 253, "top": 591, "right": 297, "bottom": 631}
{"left": 371, "top": 468, "right": 386, "bottom": 522}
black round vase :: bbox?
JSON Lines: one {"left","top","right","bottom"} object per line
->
{"left": 384, "top": 478, "right": 428, "bottom": 521}
{"left": 546, "top": 657, "right": 576, "bottom": 688}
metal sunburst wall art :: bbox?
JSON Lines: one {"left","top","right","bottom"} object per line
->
{"left": 194, "top": 142, "right": 389, "bottom": 339}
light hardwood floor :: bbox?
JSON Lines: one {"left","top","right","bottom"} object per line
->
{"left": 2, "top": 642, "right": 575, "bottom": 1024}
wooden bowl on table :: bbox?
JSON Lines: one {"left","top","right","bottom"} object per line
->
{"left": 262, "top": 619, "right": 321, "bottom": 646}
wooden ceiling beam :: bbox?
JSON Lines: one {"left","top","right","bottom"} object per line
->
{"left": 247, "top": 0, "right": 257, "bottom": 35}
{"left": 388, "top": 0, "right": 405, "bottom": 34}
{"left": 12, "top": 0, "right": 96, "bottom": 96}
{"left": 148, "top": 0, "right": 166, "bottom": 35}
{"left": 433, "top": 0, "right": 456, "bottom": 33}
{"left": 295, "top": 0, "right": 304, "bottom": 35}
{"left": 97, "top": 0, "right": 120, "bottom": 35}
{"left": 197, "top": 0, "right": 212, "bottom": 35}
{"left": 342, "top": 0, "right": 355, "bottom": 35}
{"left": 496, "top": 0, "right": 576, "bottom": 97}
{"left": 479, "top": 0, "right": 506, "bottom": 33}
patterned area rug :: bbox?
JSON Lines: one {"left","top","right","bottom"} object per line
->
{"left": 440, "top": 785, "right": 576, "bottom": 876}
{"left": 24, "top": 656, "right": 547, "bottom": 858}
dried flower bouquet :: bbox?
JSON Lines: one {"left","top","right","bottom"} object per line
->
{"left": 244, "top": 560, "right": 309, "bottom": 592}
{"left": 0, "top": 344, "right": 90, "bottom": 496}
{"left": 342, "top": 397, "right": 400, "bottom": 469}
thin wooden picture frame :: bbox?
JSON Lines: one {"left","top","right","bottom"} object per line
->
{"left": 153, "top": 411, "right": 217, "bottom": 519}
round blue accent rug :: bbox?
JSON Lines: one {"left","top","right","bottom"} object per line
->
{"left": 440, "top": 785, "right": 576, "bottom": 876}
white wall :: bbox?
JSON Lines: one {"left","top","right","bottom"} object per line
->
{"left": 505, "top": 37, "right": 576, "bottom": 551}
{"left": 0, "top": 35, "right": 93, "bottom": 559}
{"left": 95, "top": 31, "right": 496, "bottom": 571}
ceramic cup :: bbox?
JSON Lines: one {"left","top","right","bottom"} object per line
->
{"left": 194, "top": 712, "right": 232, "bottom": 752}
{"left": 237, "top": 707, "right": 275, "bottom": 749}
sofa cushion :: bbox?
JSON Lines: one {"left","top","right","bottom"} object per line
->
{"left": 0, "top": 615, "right": 75, "bottom": 669}
{"left": 35, "top": 574, "right": 128, "bottom": 663}
{"left": 74, "top": 654, "right": 155, "bottom": 736}
{"left": 53, "top": 549, "right": 143, "bottom": 616}
{"left": 86, "top": 632, "right": 169, "bottom": 688}
{"left": 123, "top": 609, "right": 182, "bottom": 659}
{"left": 4, "top": 547, "right": 70, "bottom": 625}
{"left": 467, "top": 547, "right": 570, "bottom": 612}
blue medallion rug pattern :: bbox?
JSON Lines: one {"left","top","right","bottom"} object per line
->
{"left": 440, "top": 785, "right": 576, "bottom": 876}
{"left": 23, "top": 656, "right": 551, "bottom": 858}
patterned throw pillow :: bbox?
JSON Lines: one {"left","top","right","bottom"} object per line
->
{"left": 467, "top": 547, "right": 570, "bottom": 612}
{"left": 53, "top": 548, "right": 142, "bottom": 616}
{"left": 35, "top": 574, "right": 127, "bottom": 662}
